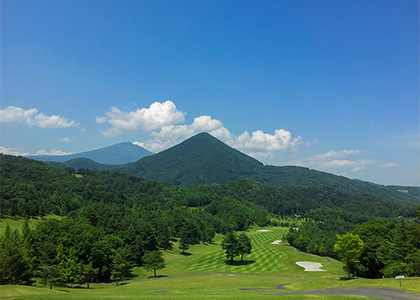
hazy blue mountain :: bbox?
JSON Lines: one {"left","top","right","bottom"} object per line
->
{"left": 27, "top": 142, "right": 152, "bottom": 165}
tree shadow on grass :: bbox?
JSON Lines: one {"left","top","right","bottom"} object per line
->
{"left": 340, "top": 277, "right": 357, "bottom": 281}
{"left": 225, "top": 260, "right": 255, "bottom": 266}
{"left": 181, "top": 252, "right": 192, "bottom": 256}
{"left": 147, "top": 275, "right": 169, "bottom": 279}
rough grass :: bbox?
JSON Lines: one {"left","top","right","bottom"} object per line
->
{"left": 1, "top": 277, "right": 383, "bottom": 300}
{"left": 1, "top": 226, "right": 419, "bottom": 300}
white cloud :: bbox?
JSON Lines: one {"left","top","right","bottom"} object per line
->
{"left": 314, "top": 149, "right": 361, "bottom": 160}
{"left": 298, "top": 148, "right": 375, "bottom": 172}
{"left": 33, "top": 149, "right": 73, "bottom": 156}
{"left": 317, "top": 160, "right": 356, "bottom": 168}
{"left": 0, "top": 146, "right": 30, "bottom": 156}
{"left": 0, "top": 106, "right": 37, "bottom": 125}
{"left": 134, "top": 114, "right": 303, "bottom": 158}
{"left": 0, "top": 106, "right": 78, "bottom": 128}
{"left": 96, "top": 101, "right": 186, "bottom": 137}
{"left": 58, "top": 137, "right": 74, "bottom": 143}
{"left": 0, "top": 146, "right": 72, "bottom": 156}
{"left": 233, "top": 129, "right": 302, "bottom": 153}
{"left": 34, "top": 114, "right": 77, "bottom": 128}
{"left": 100, "top": 100, "right": 307, "bottom": 160}
{"left": 379, "top": 162, "right": 400, "bottom": 168}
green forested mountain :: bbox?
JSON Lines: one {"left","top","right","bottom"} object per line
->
{"left": 27, "top": 142, "right": 152, "bottom": 165}
{"left": 117, "top": 133, "right": 264, "bottom": 185}
{"left": 58, "top": 158, "right": 116, "bottom": 171}
{"left": 387, "top": 185, "right": 420, "bottom": 197}
{"left": 112, "top": 133, "right": 417, "bottom": 206}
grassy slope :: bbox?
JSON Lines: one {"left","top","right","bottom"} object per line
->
{"left": 0, "top": 216, "right": 60, "bottom": 236}
{"left": 133, "top": 227, "right": 343, "bottom": 278}
{"left": 2, "top": 227, "right": 419, "bottom": 300}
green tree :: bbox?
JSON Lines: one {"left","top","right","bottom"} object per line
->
{"left": 0, "top": 225, "right": 32, "bottom": 285}
{"left": 221, "top": 232, "right": 239, "bottom": 264}
{"left": 81, "top": 262, "right": 98, "bottom": 288}
{"left": 110, "top": 246, "right": 133, "bottom": 285}
{"left": 237, "top": 233, "right": 252, "bottom": 262}
{"left": 21, "top": 219, "right": 37, "bottom": 280}
{"left": 179, "top": 239, "right": 189, "bottom": 254}
{"left": 143, "top": 250, "right": 165, "bottom": 277}
{"left": 57, "top": 245, "right": 82, "bottom": 287}
{"left": 39, "top": 264, "right": 60, "bottom": 289}
{"left": 334, "top": 233, "right": 364, "bottom": 278}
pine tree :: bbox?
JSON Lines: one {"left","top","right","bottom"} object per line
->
{"left": 21, "top": 219, "right": 37, "bottom": 278}
{"left": 237, "top": 233, "right": 252, "bottom": 262}
{"left": 81, "top": 262, "right": 98, "bottom": 288}
{"left": 221, "top": 232, "right": 239, "bottom": 264}
{"left": 0, "top": 225, "right": 32, "bottom": 284}
{"left": 179, "top": 239, "right": 189, "bottom": 254}
{"left": 143, "top": 250, "right": 165, "bottom": 277}
{"left": 57, "top": 245, "right": 82, "bottom": 287}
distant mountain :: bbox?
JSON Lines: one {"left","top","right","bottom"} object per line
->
{"left": 116, "top": 133, "right": 418, "bottom": 206}
{"left": 27, "top": 142, "right": 152, "bottom": 165}
{"left": 59, "top": 158, "right": 118, "bottom": 171}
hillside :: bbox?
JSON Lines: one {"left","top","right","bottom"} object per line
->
{"left": 27, "top": 142, "right": 152, "bottom": 165}
{"left": 115, "top": 133, "right": 418, "bottom": 206}
{"left": 118, "top": 133, "right": 265, "bottom": 185}
{"left": 387, "top": 185, "right": 420, "bottom": 197}
{"left": 1, "top": 153, "right": 418, "bottom": 284}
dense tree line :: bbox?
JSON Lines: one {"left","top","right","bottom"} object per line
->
{"left": 0, "top": 154, "right": 418, "bottom": 284}
{"left": 353, "top": 218, "right": 420, "bottom": 278}
{"left": 0, "top": 155, "right": 269, "bottom": 285}
{"left": 286, "top": 217, "right": 420, "bottom": 278}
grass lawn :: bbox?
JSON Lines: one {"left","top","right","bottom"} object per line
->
{"left": 1, "top": 226, "right": 419, "bottom": 300}
{"left": 0, "top": 216, "right": 61, "bottom": 236}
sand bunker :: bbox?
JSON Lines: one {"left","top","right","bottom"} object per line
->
{"left": 271, "top": 240, "right": 282, "bottom": 244}
{"left": 257, "top": 230, "right": 272, "bottom": 232}
{"left": 295, "top": 261, "right": 326, "bottom": 271}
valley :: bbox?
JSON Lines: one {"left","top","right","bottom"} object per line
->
{"left": 0, "top": 134, "right": 419, "bottom": 299}
{"left": 2, "top": 225, "right": 419, "bottom": 299}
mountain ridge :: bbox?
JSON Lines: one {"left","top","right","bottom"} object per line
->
{"left": 112, "top": 133, "right": 418, "bottom": 206}
{"left": 27, "top": 142, "right": 152, "bottom": 165}
{"left": 47, "top": 132, "right": 417, "bottom": 206}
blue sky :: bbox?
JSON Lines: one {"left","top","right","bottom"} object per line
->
{"left": 1, "top": 0, "right": 419, "bottom": 185}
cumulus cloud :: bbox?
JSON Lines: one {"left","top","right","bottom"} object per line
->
{"left": 99, "top": 100, "right": 306, "bottom": 160}
{"left": 96, "top": 101, "right": 186, "bottom": 137}
{"left": 234, "top": 129, "right": 302, "bottom": 152}
{"left": 134, "top": 115, "right": 233, "bottom": 153}
{"left": 0, "top": 106, "right": 78, "bottom": 128}
{"left": 134, "top": 115, "right": 303, "bottom": 157}
{"left": 0, "top": 146, "right": 29, "bottom": 156}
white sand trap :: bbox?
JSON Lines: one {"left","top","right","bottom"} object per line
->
{"left": 257, "top": 229, "right": 271, "bottom": 232}
{"left": 271, "top": 240, "right": 282, "bottom": 244}
{"left": 296, "top": 261, "right": 326, "bottom": 271}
